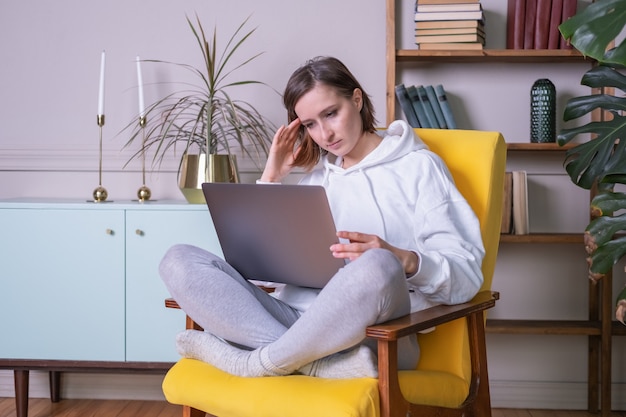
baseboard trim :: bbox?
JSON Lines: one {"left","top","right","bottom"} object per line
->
{"left": 0, "top": 370, "right": 166, "bottom": 401}
{"left": 1, "top": 371, "right": 624, "bottom": 409}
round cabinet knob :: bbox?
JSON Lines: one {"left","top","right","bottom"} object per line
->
{"left": 136, "top": 229, "right": 145, "bottom": 236}
{"left": 105, "top": 229, "right": 114, "bottom": 235}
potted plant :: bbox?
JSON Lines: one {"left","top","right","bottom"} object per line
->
{"left": 557, "top": 0, "right": 626, "bottom": 322}
{"left": 124, "top": 14, "right": 276, "bottom": 203}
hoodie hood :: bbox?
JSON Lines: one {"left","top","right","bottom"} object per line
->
{"left": 324, "top": 120, "right": 428, "bottom": 177}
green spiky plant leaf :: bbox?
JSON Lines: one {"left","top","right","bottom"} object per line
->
{"left": 123, "top": 14, "right": 276, "bottom": 173}
{"left": 558, "top": 0, "right": 626, "bottom": 322}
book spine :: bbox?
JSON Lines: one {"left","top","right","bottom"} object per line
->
{"left": 417, "top": 85, "right": 440, "bottom": 128}
{"left": 524, "top": 0, "right": 537, "bottom": 49}
{"left": 506, "top": 0, "right": 517, "bottom": 49}
{"left": 534, "top": 0, "right": 552, "bottom": 49}
{"left": 501, "top": 172, "right": 513, "bottom": 234}
{"left": 434, "top": 84, "right": 457, "bottom": 129}
{"left": 547, "top": 0, "right": 563, "bottom": 49}
{"left": 512, "top": 171, "right": 529, "bottom": 235}
{"left": 560, "top": 0, "right": 577, "bottom": 49}
{"left": 407, "top": 85, "right": 431, "bottom": 128}
{"left": 415, "top": 33, "right": 484, "bottom": 44}
{"left": 513, "top": 0, "right": 526, "bottom": 49}
{"left": 394, "top": 84, "right": 421, "bottom": 128}
{"left": 425, "top": 85, "right": 448, "bottom": 128}
{"left": 414, "top": 10, "right": 483, "bottom": 21}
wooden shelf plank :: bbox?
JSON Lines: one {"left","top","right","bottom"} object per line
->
{"left": 506, "top": 143, "right": 576, "bottom": 151}
{"left": 500, "top": 233, "right": 583, "bottom": 243}
{"left": 486, "top": 319, "right": 601, "bottom": 335}
{"left": 396, "top": 49, "right": 590, "bottom": 63}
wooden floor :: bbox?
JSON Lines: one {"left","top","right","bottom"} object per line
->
{"left": 0, "top": 398, "right": 625, "bottom": 417}
{"left": 0, "top": 398, "right": 180, "bottom": 417}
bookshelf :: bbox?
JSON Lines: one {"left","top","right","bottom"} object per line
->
{"left": 385, "top": 0, "right": 614, "bottom": 415}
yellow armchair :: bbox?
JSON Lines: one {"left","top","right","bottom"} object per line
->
{"left": 163, "top": 128, "right": 506, "bottom": 417}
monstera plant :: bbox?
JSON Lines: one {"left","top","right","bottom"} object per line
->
{"left": 557, "top": 0, "right": 626, "bottom": 323}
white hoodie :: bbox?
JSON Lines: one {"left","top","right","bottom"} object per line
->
{"left": 276, "top": 120, "right": 485, "bottom": 313}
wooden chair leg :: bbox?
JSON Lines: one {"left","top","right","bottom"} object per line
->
{"left": 49, "top": 371, "right": 61, "bottom": 402}
{"left": 183, "top": 405, "right": 207, "bottom": 417}
{"left": 14, "top": 369, "right": 29, "bottom": 417}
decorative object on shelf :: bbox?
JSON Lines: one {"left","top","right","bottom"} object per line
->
{"left": 135, "top": 56, "right": 151, "bottom": 202}
{"left": 136, "top": 116, "right": 152, "bottom": 202}
{"left": 530, "top": 78, "right": 556, "bottom": 143}
{"left": 93, "top": 50, "right": 108, "bottom": 203}
{"left": 122, "top": 15, "right": 276, "bottom": 204}
{"left": 557, "top": 0, "right": 626, "bottom": 322}
{"left": 179, "top": 154, "right": 239, "bottom": 203}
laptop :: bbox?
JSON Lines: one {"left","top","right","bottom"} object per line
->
{"left": 201, "top": 182, "right": 346, "bottom": 288}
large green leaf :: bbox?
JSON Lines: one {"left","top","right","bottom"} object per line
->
{"left": 558, "top": 115, "right": 626, "bottom": 189}
{"left": 591, "top": 191, "right": 626, "bottom": 215}
{"left": 557, "top": 64, "right": 626, "bottom": 189}
{"left": 559, "top": 0, "right": 626, "bottom": 65}
{"left": 588, "top": 235, "right": 626, "bottom": 275}
{"left": 585, "top": 213, "right": 626, "bottom": 249}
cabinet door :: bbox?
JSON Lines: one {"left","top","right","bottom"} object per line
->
{"left": 0, "top": 208, "right": 125, "bottom": 361}
{"left": 125, "top": 208, "right": 222, "bottom": 362}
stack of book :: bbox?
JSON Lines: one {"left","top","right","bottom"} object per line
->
{"left": 414, "top": 0, "right": 485, "bottom": 50}
{"left": 394, "top": 83, "right": 457, "bottom": 129}
{"left": 506, "top": 0, "right": 577, "bottom": 49}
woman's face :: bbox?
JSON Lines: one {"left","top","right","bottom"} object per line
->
{"left": 294, "top": 83, "right": 365, "bottom": 160}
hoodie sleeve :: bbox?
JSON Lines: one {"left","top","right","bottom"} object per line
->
{"left": 405, "top": 154, "right": 485, "bottom": 308}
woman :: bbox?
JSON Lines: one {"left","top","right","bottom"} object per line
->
{"left": 160, "top": 56, "right": 484, "bottom": 379}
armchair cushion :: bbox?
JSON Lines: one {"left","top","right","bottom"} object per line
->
{"left": 163, "top": 358, "right": 469, "bottom": 417}
{"left": 163, "top": 358, "right": 379, "bottom": 417}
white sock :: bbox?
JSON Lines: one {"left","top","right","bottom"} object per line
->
{"left": 175, "top": 330, "right": 287, "bottom": 377}
{"left": 298, "top": 345, "right": 378, "bottom": 379}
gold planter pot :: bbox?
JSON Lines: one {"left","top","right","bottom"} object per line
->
{"left": 178, "top": 154, "right": 240, "bottom": 203}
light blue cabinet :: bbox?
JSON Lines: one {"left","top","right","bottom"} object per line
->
{"left": 0, "top": 200, "right": 222, "bottom": 363}
{"left": 125, "top": 208, "right": 222, "bottom": 362}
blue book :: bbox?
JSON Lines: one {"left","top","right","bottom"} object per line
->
{"left": 425, "top": 85, "right": 448, "bottom": 129}
{"left": 406, "top": 85, "right": 431, "bottom": 128}
{"left": 434, "top": 84, "right": 457, "bottom": 129}
{"left": 394, "top": 84, "right": 420, "bottom": 128}
{"left": 416, "top": 85, "right": 440, "bottom": 128}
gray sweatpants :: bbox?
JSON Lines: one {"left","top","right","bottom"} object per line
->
{"left": 160, "top": 244, "right": 420, "bottom": 372}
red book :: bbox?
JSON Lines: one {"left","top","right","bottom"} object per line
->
{"left": 524, "top": 0, "right": 537, "bottom": 49}
{"left": 512, "top": 0, "right": 526, "bottom": 49}
{"left": 547, "top": 0, "right": 563, "bottom": 49}
{"left": 534, "top": 0, "right": 552, "bottom": 49}
{"left": 507, "top": 0, "right": 516, "bottom": 49}
{"left": 560, "top": 0, "right": 577, "bottom": 49}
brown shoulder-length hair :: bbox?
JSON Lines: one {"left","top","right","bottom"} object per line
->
{"left": 283, "top": 56, "right": 377, "bottom": 170}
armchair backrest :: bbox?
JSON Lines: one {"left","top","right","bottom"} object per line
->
{"left": 412, "top": 128, "right": 506, "bottom": 385}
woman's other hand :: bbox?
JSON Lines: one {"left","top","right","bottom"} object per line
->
{"left": 331, "top": 231, "right": 419, "bottom": 276}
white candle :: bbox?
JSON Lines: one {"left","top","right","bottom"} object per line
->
{"left": 136, "top": 56, "right": 145, "bottom": 118}
{"left": 98, "top": 50, "right": 106, "bottom": 116}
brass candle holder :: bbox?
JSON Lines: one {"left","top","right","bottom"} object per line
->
{"left": 92, "top": 114, "right": 109, "bottom": 202}
{"left": 136, "top": 115, "right": 152, "bottom": 202}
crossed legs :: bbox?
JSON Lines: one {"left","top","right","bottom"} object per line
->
{"left": 160, "top": 244, "right": 419, "bottom": 378}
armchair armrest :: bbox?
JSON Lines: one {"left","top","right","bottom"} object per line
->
{"left": 367, "top": 290, "right": 499, "bottom": 417}
{"left": 366, "top": 290, "right": 499, "bottom": 341}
